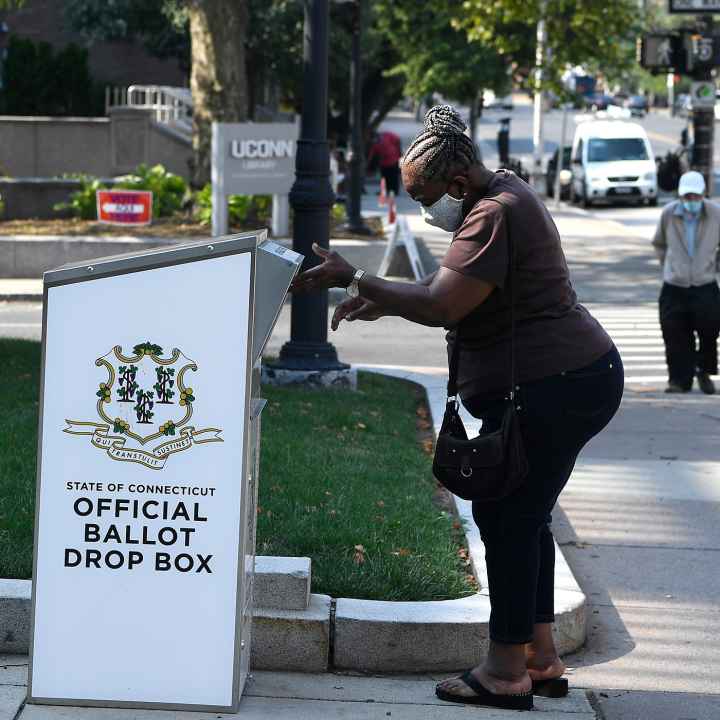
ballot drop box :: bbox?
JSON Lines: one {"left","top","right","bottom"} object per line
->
{"left": 27, "top": 232, "right": 302, "bottom": 712}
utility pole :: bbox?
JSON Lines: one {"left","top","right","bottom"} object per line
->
{"left": 532, "top": 0, "right": 548, "bottom": 193}
{"left": 691, "top": 15, "right": 715, "bottom": 196}
{"left": 344, "top": 0, "right": 371, "bottom": 235}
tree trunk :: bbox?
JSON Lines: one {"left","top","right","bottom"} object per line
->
{"left": 188, "top": 0, "right": 248, "bottom": 188}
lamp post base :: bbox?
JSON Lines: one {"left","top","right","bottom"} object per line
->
{"left": 262, "top": 364, "right": 357, "bottom": 390}
{"left": 266, "top": 341, "right": 355, "bottom": 389}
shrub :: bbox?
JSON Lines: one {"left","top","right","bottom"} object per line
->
{"left": 114, "top": 164, "right": 188, "bottom": 217}
{"left": 56, "top": 164, "right": 188, "bottom": 220}
{"left": 54, "top": 175, "right": 109, "bottom": 220}
{"left": 194, "top": 184, "right": 272, "bottom": 227}
{"left": 331, "top": 202, "right": 347, "bottom": 223}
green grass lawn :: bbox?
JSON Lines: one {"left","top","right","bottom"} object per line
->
{"left": 0, "top": 339, "right": 475, "bottom": 601}
{"left": 0, "top": 339, "right": 40, "bottom": 579}
{"left": 257, "top": 373, "right": 475, "bottom": 601}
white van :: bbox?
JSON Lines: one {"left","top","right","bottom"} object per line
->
{"left": 570, "top": 120, "right": 657, "bottom": 207}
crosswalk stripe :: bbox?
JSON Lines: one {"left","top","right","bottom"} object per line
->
{"left": 586, "top": 305, "right": 720, "bottom": 385}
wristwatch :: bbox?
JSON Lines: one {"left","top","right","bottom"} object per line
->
{"left": 346, "top": 269, "right": 365, "bottom": 298}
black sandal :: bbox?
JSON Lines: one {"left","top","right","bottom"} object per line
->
{"left": 532, "top": 676, "right": 569, "bottom": 698}
{"left": 435, "top": 670, "right": 533, "bottom": 711}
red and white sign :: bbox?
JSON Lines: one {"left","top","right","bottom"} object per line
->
{"left": 96, "top": 190, "right": 153, "bottom": 226}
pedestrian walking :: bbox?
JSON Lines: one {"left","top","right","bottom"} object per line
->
{"left": 367, "top": 130, "right": 402, "bottom": 196}
{"left": 652, "top": 170, "right": 720, "bottom": 394}
{"left": 291, "top": 105, "right": 623, "bottom": 712}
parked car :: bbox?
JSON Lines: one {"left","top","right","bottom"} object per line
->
{"left": 570, "top": 120, "right": 658, "bottom": 207}
{"left": 584, "top": 93, "right": 618, "bottom": 111}
{"left": 546, "top": 147, "right": 573, "bottom": 200}
{"left": 624, "top": 95, "right": 648, "bottom": 117}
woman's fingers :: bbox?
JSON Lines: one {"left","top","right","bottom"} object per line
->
{"left": 346, "top": 304, "right": 368, "bottom": 321}
{"left": 312, "top": 242, "right": 330, "bottom": 259}
{"left": 290, "top": 265, "right": 326, "bottom": 291}
{"left": 331, "top": 297, "right": 363, "bottom": 330}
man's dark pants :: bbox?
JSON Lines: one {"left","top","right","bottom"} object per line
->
{"left": 660, "top": 282, "right": 720, "bottom": 389}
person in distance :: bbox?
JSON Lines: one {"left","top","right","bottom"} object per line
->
{"left": 652, "top": 170, "right": 720, "bottom": 395}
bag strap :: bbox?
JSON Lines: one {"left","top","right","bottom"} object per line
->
{"left": 447, "top": 200, "right": 516, "bottom": 402}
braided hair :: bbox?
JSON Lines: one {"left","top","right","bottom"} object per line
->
{"left": 403, "top": 105, "right": 479, "bottom": 181}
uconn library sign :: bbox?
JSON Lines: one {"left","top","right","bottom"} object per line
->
{"left": 212, "top": 122, "right": 298, "bottom": 236}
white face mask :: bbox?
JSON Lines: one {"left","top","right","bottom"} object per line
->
{"left": 420, "top": 192, "right": 464, "bottom": 232}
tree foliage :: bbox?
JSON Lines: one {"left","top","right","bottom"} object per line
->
{"left": 0, "top": 36, "right": 102, "bottom": 115}
{"left": 455, "top": 0, "right": 643, "bottom": 93}
{"left": 55, "top": 0, "right": 513, "bottom": 145}
{"left": 374, "top": 0, "right": 509, "bottom": 105}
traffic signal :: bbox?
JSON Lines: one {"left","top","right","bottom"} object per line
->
{"left": 638, "top": 34, "right": 690, "bottom": 74}
{"left": 639, "top": 31, "right": 720, "bottom": 74}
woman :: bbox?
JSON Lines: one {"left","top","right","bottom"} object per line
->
{"left": 292, "top": 105, "right": 623, "bottom": 712}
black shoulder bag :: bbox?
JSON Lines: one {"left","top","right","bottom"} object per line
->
{"left": 432, "top": 208, "right": 529, "bottom": 502}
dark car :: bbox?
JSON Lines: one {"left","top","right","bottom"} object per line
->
{"left": 546, "top": 147, "right": 573, "bottom": 199}
{"left": 584, "top": 93, "right": 618, "bottom": 111}
{"left": 625, "top": 95, "right": 648, "bottom": 117}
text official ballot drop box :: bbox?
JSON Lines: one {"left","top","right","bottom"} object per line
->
{"left": 27, "top": 232, "right": 302, "bottom": 712}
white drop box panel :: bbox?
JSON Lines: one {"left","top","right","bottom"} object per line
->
{"left": 27, "top": 232, "right": 302, "bottom": 713}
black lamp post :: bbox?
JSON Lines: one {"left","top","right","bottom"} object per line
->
{"left": 343, "top": 0, "right": 372, "bottom": 235}
{"left": 275, "top": 0, "right": 348, "bottom": 372}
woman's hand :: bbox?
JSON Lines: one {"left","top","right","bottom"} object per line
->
{"left": 290, "top": 243, "right": 356, "bottom": 292}
{"left": 331, "top": 297, "right": 384, "bottom": 330}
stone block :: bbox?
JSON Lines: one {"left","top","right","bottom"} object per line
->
{"left": 254, "top": 557, "right": 311, "bottom": 611}
{"left": 0, "top": 685, "right": 25, "bottom": 720}
{"left": 333, "top": 595, "right": 491, "bottom": 673}
{"left": 251, "top": 594, "right": 331, "bottom": 673}
{"left": 0, "top": 581, "right": 31, "bottom": 655}
{"left": 0, "top": 655, "right": 28, "bottom": 686}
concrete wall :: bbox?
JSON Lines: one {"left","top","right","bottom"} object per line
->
{"left": 0, "top": 179, "right": 82, "bottom": 220}
{"left": 110, "top": 109, "right": 191, "bottom": 178}
{"left": 0, "top": 117, "right": 111, "bottom": 177}
{"left": 0, "top": 110, "right": 192, "bottom": 180}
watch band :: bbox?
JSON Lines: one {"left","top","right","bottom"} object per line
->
{"left": 346, "top": 268, "right": 365, "bottom": 297}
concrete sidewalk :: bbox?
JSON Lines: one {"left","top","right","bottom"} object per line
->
{"left": 1, "top": 659, "right": 596, "bottom": 719}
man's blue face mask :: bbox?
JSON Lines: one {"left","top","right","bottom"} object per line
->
{"left": 683, "top": 199, "right": 702, "bottom": 214}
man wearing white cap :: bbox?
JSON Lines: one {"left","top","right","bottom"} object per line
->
{"left": 652, "top": 170, "right": 720, "bottom": 394}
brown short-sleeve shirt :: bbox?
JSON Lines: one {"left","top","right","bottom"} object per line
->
{"left": 441, "top": 170, "right": 612, "bottom": 399}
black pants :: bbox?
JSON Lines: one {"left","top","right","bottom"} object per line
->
{"left": 659, "top": 282, "right": 720, "bottom": 389}
{"left": 380, "top": 165, "right": 400, "bottom": 195}
{"left": 463, "top": 347, "right": 624, "bottom": 644}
